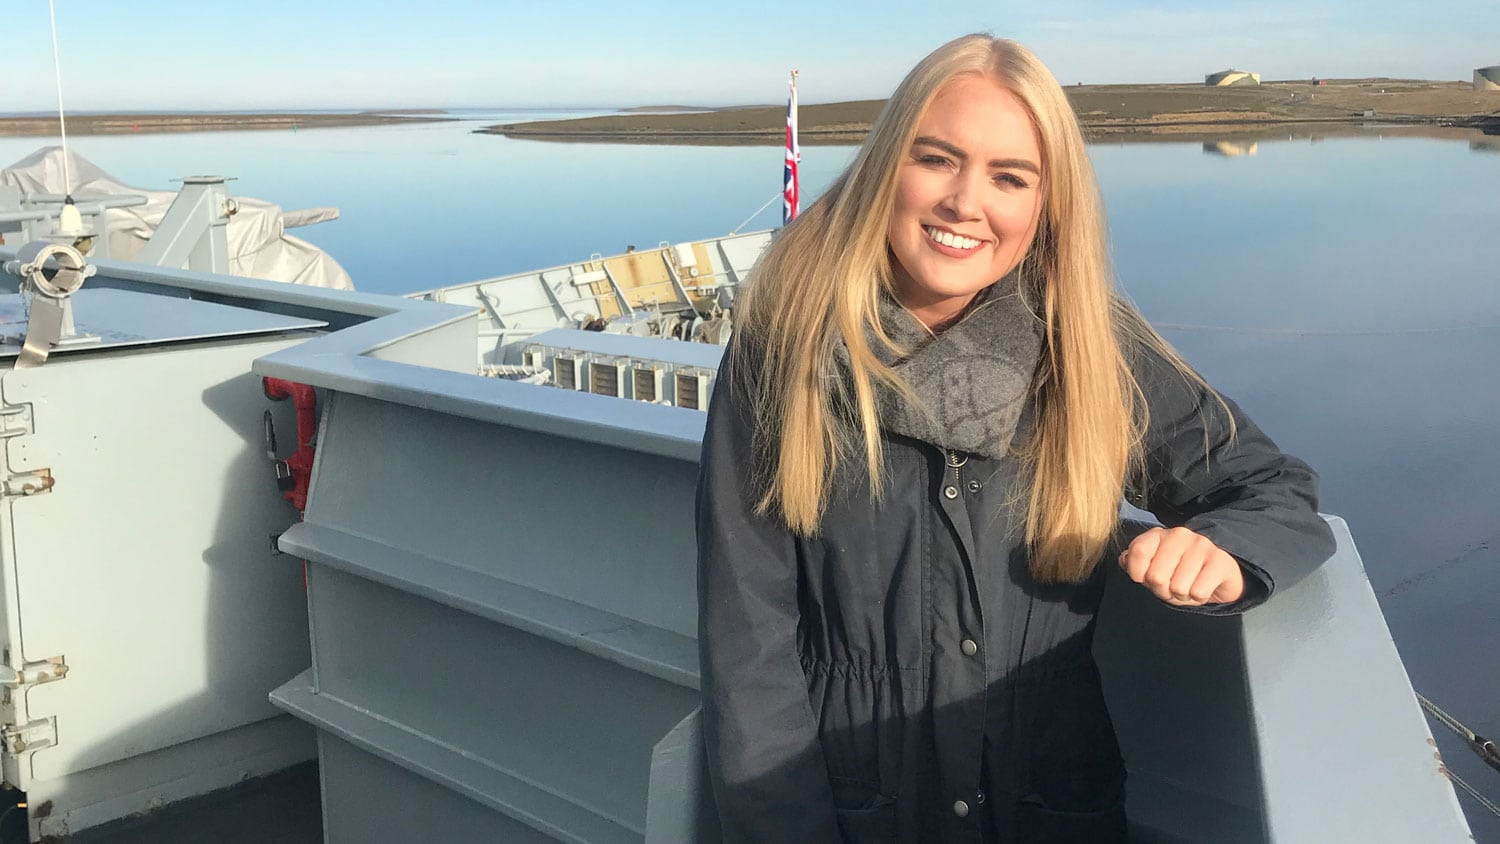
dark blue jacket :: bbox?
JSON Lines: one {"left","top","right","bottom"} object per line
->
{"left": 696, "top": 342, "right": 1335, "bottom": 843}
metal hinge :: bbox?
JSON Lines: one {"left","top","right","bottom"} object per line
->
{"left": 0, "top": 403, "right": 33, "bottom": 440}
{"left": 2, "top": 468, "right": 53, "bottom": 498}
{"left": 0, "top": 657, "right": 68, "bottom": 756}
{"left": 0, "top": 402, "right": 52, "bottom": 497}
{"left": 2, "top": 717, "right": 56, "bottom": 755}
{"left": 0, "top": 656, "right": 68, "bottom": 690}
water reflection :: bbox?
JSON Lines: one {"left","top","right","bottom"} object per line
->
{"left": 1202, "top": 140, "right": 1258, "bottom": 157}
{"left": 1090, "top": 122, "right": 1498, "bottom": 151}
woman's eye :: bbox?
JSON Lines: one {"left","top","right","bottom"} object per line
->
{"left": 916, "top": 154, "right": 951, "bottom": 167}
{"left": 994, "top": 173, "right": 1029, "bottom": 189}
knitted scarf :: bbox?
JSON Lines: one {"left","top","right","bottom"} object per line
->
{"left": 845, "top": 279, "right": 1045, "bottom": 460}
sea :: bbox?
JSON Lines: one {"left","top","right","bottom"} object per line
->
{"left": 1, "top": 110, "right": 1498, "bottom": 838}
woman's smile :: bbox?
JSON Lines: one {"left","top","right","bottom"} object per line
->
{"left": 922, "top": 224, "right": 986, "bottom": 254}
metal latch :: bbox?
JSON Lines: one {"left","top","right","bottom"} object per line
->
{"left": 2, "top": 469, "right": 54, "bottom": 498}
{"left": 0, "top": 657, "right": 67, "bottom": 755}
{"left": 0, "top": 656, "right": 68, "bottom": 689}
{"left": 2, "top": 717, "right": 57, "bottom": 755}
{"left": 0, "top": 404, "right": 32, "bottom": 441}
{"left": 263, "top": 411, "right": 294, "bottom": 491}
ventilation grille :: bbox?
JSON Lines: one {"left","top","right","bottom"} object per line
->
{"left": 632, "top": 365, "right": 665, "bottom": 403}
{"left": 554, "top": 355, "right": 582, "bottom": 391}
{"left": 675, "top": 370, "right": 712, "bottom": 411}
{"left": 589, "top": 359, "right": 627, "bottom": 397}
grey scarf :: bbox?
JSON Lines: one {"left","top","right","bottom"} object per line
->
{"left": 842, "top": 280, "right": 1045, "bottom": 460}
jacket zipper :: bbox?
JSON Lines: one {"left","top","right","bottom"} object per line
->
{"left": 946, "top": 449, "right": 967, "bottom": 486}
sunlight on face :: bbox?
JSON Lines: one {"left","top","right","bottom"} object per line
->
{"left": 886, "top": 75, "right": 1044, "bottom": 329}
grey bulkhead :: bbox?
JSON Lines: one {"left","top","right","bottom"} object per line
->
{"left": 257, "top": 294, "right": 1469, "bottom": 840}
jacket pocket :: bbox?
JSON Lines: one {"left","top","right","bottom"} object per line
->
{"left": 831, "top": 778, "right": 899, "bottom": 842}
{"left": 1024, "top": 662, "right": 1126, "bottom": 812}
{"left": 1016, "top": 797, "right": 1127, "bottom": 843}
{"left": 806, "top": 664, "right": 905, "bottom": 789}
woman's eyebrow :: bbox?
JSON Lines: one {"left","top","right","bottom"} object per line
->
{"left": 912, "top": 135, "right": 1040, "bottom": 174}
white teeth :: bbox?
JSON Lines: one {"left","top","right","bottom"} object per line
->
{"left": 924, "top": 226, "right": 980, "bottom": 250}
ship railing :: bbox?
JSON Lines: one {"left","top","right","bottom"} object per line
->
{"left": 465, "top": 273, "right": 742, "bottom": 327}
{"left": 0, "top": 195, "right": 148, "bottom": 224}
{"left": 0, "top": 191, "right": 151, "bottom": 263}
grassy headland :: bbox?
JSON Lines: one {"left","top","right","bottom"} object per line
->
{"left": 480, "top": 79, "right": 1500, "bottom": 145}
{"left": 0, "top": 112, "right": 453, "bottom": 137}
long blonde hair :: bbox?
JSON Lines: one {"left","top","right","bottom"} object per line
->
{"left": 731, "top": 34, "right": 1202, "bottom": 583}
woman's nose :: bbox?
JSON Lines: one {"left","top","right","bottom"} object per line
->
{"left": 939, "top": 170, "right": 983, "bottom": 220}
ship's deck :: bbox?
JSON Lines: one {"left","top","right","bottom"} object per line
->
{"left": 65, "top": 764, "right": 320, "bottom": 844}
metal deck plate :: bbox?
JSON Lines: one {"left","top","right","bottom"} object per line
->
{"left": 0, "top": 288, "right": 326, "bottom": 358}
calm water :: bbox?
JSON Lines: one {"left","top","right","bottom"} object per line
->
{"left": 3, "top": 116, "right": 1499, "bottom": 836}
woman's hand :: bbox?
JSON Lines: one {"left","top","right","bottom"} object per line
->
{"left": 1119, "top": 526, "right": 1245, "bottom": 607}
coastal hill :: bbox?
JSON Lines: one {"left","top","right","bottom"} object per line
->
{"left": 1, "top": 81, "right": 1492, "bottom": 141}
{"left": 481, "top": 79, "right": 1500, "bottom": 144}
{"left": 0, "top": 112, "right": 452, "bottom": 137}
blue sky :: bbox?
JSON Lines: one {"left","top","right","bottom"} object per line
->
{"left": 6, "top": 0, "right": 1499, "bottom": 111}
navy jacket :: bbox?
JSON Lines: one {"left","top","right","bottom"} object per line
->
{"left": 696, "top": 342, "right": 1335, "bottom": 843}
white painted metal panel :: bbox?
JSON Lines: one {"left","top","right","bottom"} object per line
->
{"left": 0, "top": 334, "right": 316, "bottom": 787}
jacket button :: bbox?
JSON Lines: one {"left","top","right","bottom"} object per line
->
{"left": 943, "top": 485, "right": 959, "bottom": 500}
{"left": 960, "top": 638, "right": 978, "bottom": 656}
{"left": 953, "top": 800, "right": 970, "bottom": 818}
{"left": 967, "top": 480, "right": 981, "bottom": 493}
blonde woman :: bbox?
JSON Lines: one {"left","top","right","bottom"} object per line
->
{"left": 696, "top": 34, "right": 1333, "bottom": 844}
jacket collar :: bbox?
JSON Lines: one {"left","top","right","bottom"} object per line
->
{"left": 860, "top": 276, "right": 1044, "bottom": 460}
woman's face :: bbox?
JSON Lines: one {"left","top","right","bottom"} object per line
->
{"left": 886, "top": 75, "right": 1044, "bottom": 329}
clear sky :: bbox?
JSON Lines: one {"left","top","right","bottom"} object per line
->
{"left": 6, "top": 0, "right": 1498, "bottom": 112}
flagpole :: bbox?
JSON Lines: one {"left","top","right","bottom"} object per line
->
{"left": 783, "top": 69, "right": 801, "bottom": 225}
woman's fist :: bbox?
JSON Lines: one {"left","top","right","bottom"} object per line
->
{"left": 1119, "top": 526, "right": 1245, "bottom": 607}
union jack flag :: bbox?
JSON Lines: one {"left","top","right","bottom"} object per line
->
{"left": 783, "top": 71, "right": 800, "bottom": 225}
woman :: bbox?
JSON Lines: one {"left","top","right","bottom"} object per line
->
{"left": 696, "top": 34, "right": 1334, "bottom": 843}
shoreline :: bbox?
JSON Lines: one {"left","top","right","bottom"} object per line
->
{"left": 0, "top": 112, "right": 454, "bottom": 137}
{"left": 480, "top": 121, "right": 1500, "bottom": 150}
{"left": 480, "top": 80, "right": 1500, "bottom": 145}
{"left": 1, "top": 79, "right": 1493, "bottom": 143}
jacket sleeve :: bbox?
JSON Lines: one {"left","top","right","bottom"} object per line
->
{"left": 696, "top": 356, "right": 841, "bottom": 842}
{"left": 1129, "top": 343, "right": 1336, "bottom": 615}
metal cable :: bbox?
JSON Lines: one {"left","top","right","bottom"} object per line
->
{"left": 1421, "top": 694, "right": 1474, "bottom": 740}
{"left": 46, "top": 0, "right": 72, "bottom": 195}
{"left": 1446, "top": 768, "right": 1500, "bottom": 821}
{"left": 1416, "top": 693, "right": 1500, "bottom": 821}
{"left": 1418, "top": 693, "right": 1500, "bottom": 773}
{"left": 729, "top": 192, "right": 782, "bottom": 235}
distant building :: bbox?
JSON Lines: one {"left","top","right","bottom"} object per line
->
{"left": 1475, "top": 66, "right": 1500, "bottom": 91}
{"left": 1206, "top": 69, "right": 1261, "bottom": 86}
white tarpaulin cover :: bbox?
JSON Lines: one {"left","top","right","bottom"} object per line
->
{"left": 1, "top": 147, "right": 354, "bottom": 290}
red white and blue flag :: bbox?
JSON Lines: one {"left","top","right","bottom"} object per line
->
{"left": 783, "top": 71, "right": 800, "bottom": 225}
